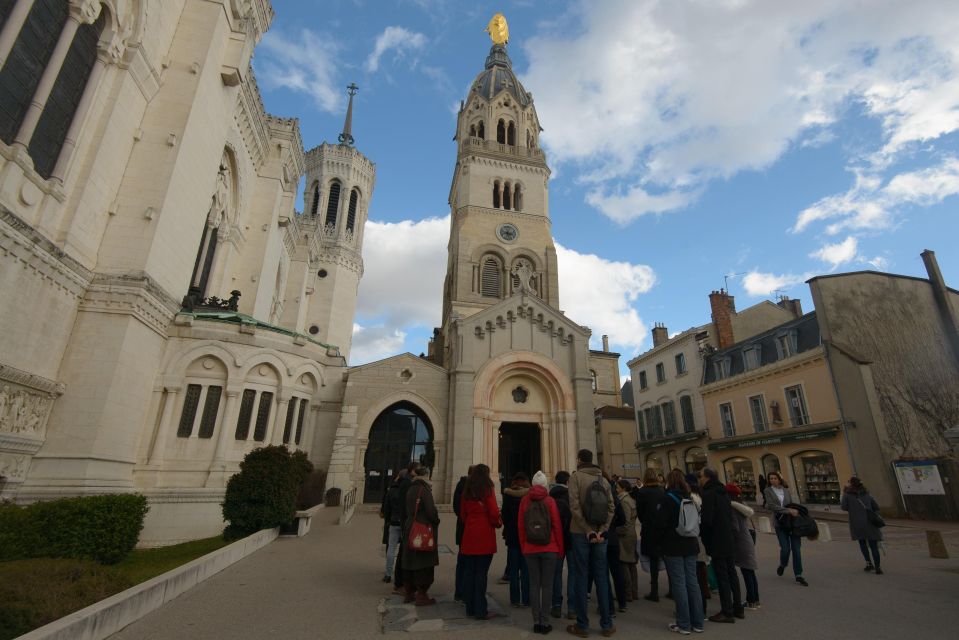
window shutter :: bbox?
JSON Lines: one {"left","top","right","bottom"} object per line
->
{"left": 235, "top": 389, "right": 256, "bottom": 440}
{"left": 295, "top": 398, "right": 308, "bottom": 445}
{"left": 252, "top": 391, "right": 273, "bottom": 441}
{"left": 177, "top": 384, "right": 202, "bottom": 438}
{"left": 282, "top": 398, "right": 296, "bottom": 444}
{"left": 198, "top": 385, "right": 222, "bottom": 439}
{"left": 325, "top": 181, "right": 341, "bottom": 227}
{"left": 480, "top": 257, "right": 501, "bottom": 297}
{"left": 346, "top": 189, "right": 358, "bottom": 231}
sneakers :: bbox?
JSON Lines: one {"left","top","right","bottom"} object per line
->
{"left": 745, "top": 601, "right": 761, "bottom": 610}
{"left": 692, "top": 628, "right": 704, "bottom": 634}
{"left": 864, "top": 563, "right": 875, "bottom": 572}
{"left": 796, "top": 576, "right": 809, "bottom": 586}
{"left": 566, "top": 625, "right": 588, "bottom": 638}
{"left": 776, "top": 565, "right": 785, "bottom": 576}
{"left": 875, "top": 567, "right": 884, "bottom": 575}
{"left": 668, "top": 623, "right": 691, "bottom": 635}
{"left": 382, "top": 575, "right": 392, "bottom": 583}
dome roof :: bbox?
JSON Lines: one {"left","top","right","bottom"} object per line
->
{"left": 470, "top": 44, "right": 532, "bottom": 107}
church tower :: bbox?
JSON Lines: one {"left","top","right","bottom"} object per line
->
{"left": 299, "top": 85, "right": 375, "bottom": 360}
{"left": 439, "top": 41, "right": 558, "bottom": 364}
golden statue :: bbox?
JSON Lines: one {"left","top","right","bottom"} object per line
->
{"left": 485, "top": 13, "right": 509, "bottom": 45}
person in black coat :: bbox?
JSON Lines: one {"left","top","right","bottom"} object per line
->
{"left": 452, "top": 466, "right": 474, "bottom": 601}
{"left": 635, "top": 468, "right": 665, "bottom": 601}
{"left": 601, "top": 475, "right": 628, "bottom": 614}
{"left": 392, "top": 461, "right": 416, "bottom": 591}
{"left": 382, "top": 470, "right": 407, "bottom": 583}
{"left": 699, "top": 468, "right": 743, "bottom": 623}
{"left": 549, "top": 471, "right": 573, "bottom": 618}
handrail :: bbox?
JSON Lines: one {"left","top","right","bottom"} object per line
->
{"left": 339, "top": 486, "right": 358, "bottom": 525}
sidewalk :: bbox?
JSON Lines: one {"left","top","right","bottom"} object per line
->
{"left": 111, "top": 509, "right": 959, "bottom": 639}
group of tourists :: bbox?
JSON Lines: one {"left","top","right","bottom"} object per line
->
{"left": 379, "top": 451, "right": 886, "bottom": 636}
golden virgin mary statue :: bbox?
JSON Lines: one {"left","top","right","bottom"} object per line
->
{"left": 485, "top": 13, "right": 509, "bottom": 45}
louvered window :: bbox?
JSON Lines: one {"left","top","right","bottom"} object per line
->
{"left": 252, "top": 391, "right": 274, "bottom": 441}
{"left": 310, "top": 184, "right": 320, "bottom": 217}
{"left": 325, "top": 181, "right": 341, "bottom": 227}
{"left": 282, "top": 399, "right": 296, "bottom": 444}
{"left": 235, "top": 389, "right": 256, "bottom": 440}
{"left": 346, "top": 189, "right": 358, "bottom": 232}
{"left": 480, "top": 257, "right": 501, "bottom": 298}
{"left": 198, "top": 385, "right": 222, "bottom": 439}
{"left": 0, "top": 0, "right": 68, "bottom": 144}
{"left": 177, "top": 384, "right": 202, "bottom": 437}
{"left": 295, "top": 398, "right": 308, "bottom": 445}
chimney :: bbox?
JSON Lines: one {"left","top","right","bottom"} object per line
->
{"left": 921, "top": 249, "right": 959, "bottom": 368}
{"left": 602, "top": 335, "right": 610, "bottom": 352}
{"left": 777, "top": 296, "right": 803, "bottom": 318}
{"left": 710, "top": 289, "right": 736, "bottom": 349}
{"left": 651, "top": 323, "right": 668, "bottom": 347}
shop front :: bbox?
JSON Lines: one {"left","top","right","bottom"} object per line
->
{"left": 637, "top": 430, "right": 709, "bottom": 478}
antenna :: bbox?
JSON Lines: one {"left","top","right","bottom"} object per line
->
{"left": 723, "top": 272, "right": 746, "bottom": 292}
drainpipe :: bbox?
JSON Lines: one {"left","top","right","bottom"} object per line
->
{"left": 921, "top": 249, "right": 959, "bottom": 370}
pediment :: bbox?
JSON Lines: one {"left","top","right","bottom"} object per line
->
{"left": 347, "top": 352, "right": 446, "bottom": 375}
{"left": 455, "top": 292, "right": 591, "bottom": 344}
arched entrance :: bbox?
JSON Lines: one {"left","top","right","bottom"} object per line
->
{"left": 498, "top": 422, "right": 541, "bottom": 485}
{"left": 363, "top": 402, "right": 434, "bottom": 503}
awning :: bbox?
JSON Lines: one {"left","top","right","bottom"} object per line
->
{"left": 637, "top": 430, "right": 708, "bottom": 450}
{"left": 707, "top": 423, "right": 841, "bottom": 451}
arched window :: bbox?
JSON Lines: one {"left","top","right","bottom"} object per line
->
{"left": 477, "top": 121, "right": 485, "bottom": 139}
{"left": 503, "top": 182, "right": 512, "bottom": 210}
{"left": 513, "top": 184, "right": 522, "bottom": 211}
{"left": 480, "top": 255, "right": 502, "bottom": 298}
{"left": 363, "top": 401, "right": 434, "bottom": 503}
{"left": 0, "top": 0, "right": 69, "bottom": 145}
{"left": 791, "top": 450, "right": 840, "bottom": 504}
{"left": 29, "top": 11, "right": 106, "bottom": 178}
{"left": 684, "top": 447, "right": 707, "bottom": 473}
{"left": 310, "top": 183, "right": 320, "bottom": 217}
{"left": 723, "top": 456, "right": 757, "bottom": 501}
{"left": 507, "top": 121, "right": 515, "bottom": 146}
{"left": 346, "top": 188, "right": 359, "bottom": 232}
{"left": 646, "top": 452, "right": 663, "bottom": 472}
{"left": 497, "top": 119, "right": 506, "bottom": 144}
{"left": 492, "top": 180, "right": 501, "bottom": 208}
{"left": 469, "top": 124, "right": 476, "bottom": 137}
{"left": 325, "top": 180, "right": 341, "bottom": 227}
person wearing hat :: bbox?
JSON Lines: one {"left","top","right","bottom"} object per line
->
{"left": 519, "top": 470, "right": 565, "bottom": 634}
{"left": 698, "top": 467, "right": 743, "bottom": 623}
{"left": 726, "top": 483, "right": 760, "bottom": 609}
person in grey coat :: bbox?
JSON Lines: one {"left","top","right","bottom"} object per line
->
{"left": 726, "top": 483, "right": 759, "bottom": 609}
{"left": 840, "top": 476, "right": 884, "bottom": 574}
{"left": 763, "top": 471, "right": 808, "bottom": 586}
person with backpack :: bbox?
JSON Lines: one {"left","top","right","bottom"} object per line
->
{"left": 763, "top": 470, "right": 808, "bottom": 586}
{"left": 657, "top": 469, "right": 704, "bottom": 635}
{"left": 549, "top": 471, "right": 574, "bottom": 620}
{"left": 459, "top": 464, "right": 503, "bottom": 620}
{"left": 726, "top": 483, "right": 760, "bottom": 609}
{"left": 503, "top": 472, "right": 532, "bottom": 607}
{"left": 519, "top": 471, "right": 565, "bottom": 634}
{"left": 452, "top": 466, "right": 475, "bottom": 601}
{"left": 841, "top": 476, "right": 885, "bottom": 574}
{"left": 566, "top": 449, "right": 615, "bottom": 638}
{"left": 685, "top": 473, "right": 710, "bottom": 614}
{"left": 615, "top": 480, "right": 639, "bottom": 603}
{"left": 382, "top": 470, "right": 407, "bottom": 583}
{"left": 698, "top": 467, "right": 743, "bottom": 623}
{"left": 635, "top": 468, "right": 665, "bottom": 602}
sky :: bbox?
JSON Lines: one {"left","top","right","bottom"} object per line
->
{"left": 252, "top": 0, "right": 959, "bottom": 380}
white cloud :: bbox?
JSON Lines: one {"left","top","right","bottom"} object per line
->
{"left": 556, "top": 244, "right": 656, "bottom": 351}
{"left": 809, "top": 236, "right": 858, "bottom": 268}
{"left": 365, "top": 26, "right": 427, "bottom": 73}
{"left": 350, "top": 324, "right": 407, "bottom": 364}
{"left": 256, "top": 29, "right": 341, "bottom": 113}
{"left": 585, "top": 185, "right": 697, "bottom": 224}
{"left": 742, "top": 270, "right": 813, "bottom": 297}
{"left": 521, "top": 0, "right": 959, "bottom": 221}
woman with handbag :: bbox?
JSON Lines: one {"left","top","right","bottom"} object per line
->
{"left": 403, "top": 464, "right": 441, "bottom": 606}
{"left": 459, "top": 464, "right": 503, "bottom": 620}
{"left": 841, "top": 476, "right": 885, "bottom": 574}
{"left": 763, "top": 471, "right": 808, "bottom": 586}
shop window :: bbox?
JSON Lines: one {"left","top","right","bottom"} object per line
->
{"left": 748, "top": 394, "right": 768, "bottom": 432}
{"left": 761, "top": 454, "right": 781, "bottom": 478}
{"left": 685, "top": 447, "right": 707, "bottom": 474}
{"left": 655, "top": 362, "right": 666, "bottom": 383}
{"left": 680, "top": 395, "right": 695, "bottom": 432}
{"left": 646, "top": 452, "right": 663, "bottom": 472}
{"left": 667, "top": 450, "right": 679, "bottom": 471}
{"left": 639, "top": 371, "right": 648, "bottom": 390}
{"left": 723, "top": 456, "right": 757, "bottom": 502}
{"left": 785, "top": 385, "right": 809, "bottom": 426}
{"left": 719, "top": 402, "right": 735, "bottom": 437}
{"left": 675, "top": 352, "right": 687, "bottom": 375}
{"left": 791, "top": 450, "right": 839, "bottom": 504}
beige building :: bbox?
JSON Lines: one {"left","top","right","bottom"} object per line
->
{"left": 595, "top": 405, "right": 641, "bottom": 481}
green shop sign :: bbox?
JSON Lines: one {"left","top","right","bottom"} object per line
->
{"left": 638, "top": 431, "right": 706, "bottom": 450}
{"left": 708, "top": 426, "right": 839, "bottom": 451}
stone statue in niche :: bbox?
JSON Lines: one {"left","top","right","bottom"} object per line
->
{"left": 512, "top": 259, "right": 536, "bottom": 294}
{"left": 0, "top": 386, "right": 49, "bottom": 436}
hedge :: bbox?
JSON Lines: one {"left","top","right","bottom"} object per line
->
{"left": 0, "top": 494, "right": 149, "bottom": 565}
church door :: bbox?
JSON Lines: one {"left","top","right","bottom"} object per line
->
{"left": 363, "top": 402, "right": 434, "bottom": 503}
{"left": 498, "top": 422, "right": 541, "bottom": 485}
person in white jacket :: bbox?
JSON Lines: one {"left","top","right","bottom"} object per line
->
{"left": 726, "top": 483, "right": 759, "bottom": 609}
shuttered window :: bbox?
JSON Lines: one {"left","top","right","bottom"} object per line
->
{"left": 198, "top": 385, "right": 222, "bottom": 439}
{"left": 282, "top": 399, "right": 296, "bottom": 444}
{"left": 680, "top": 395, "right": 695, "bottom": 432}
{"left": 346, "top": 188, "right": 358, "bottom": 232}
{"left": 480, "top": 257, "right": 501, "bottom": 297}
{"left": 295, "top": 398, "right": 308, "bottom": 445}
{"left": 177, "top": 384, "right": 202, "bottom": 437}
{"left": 252, "top": 391, "right": 273, "bottom": 441}
{"left": 325, "top": 181, "right": 341, "bottom": 227}
{"left": 235, "top": 389, "right": 256, "bottom": 440}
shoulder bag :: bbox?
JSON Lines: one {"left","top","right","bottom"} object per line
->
{"left": 407, "top": 488, "right": 437, "bottom": 551}
{"left": 857, "top": 497, "right": 885, "bottom": 528}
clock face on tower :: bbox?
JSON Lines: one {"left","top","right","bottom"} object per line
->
{"left": 496, "top": 223, "right": 519, "bottom": 243}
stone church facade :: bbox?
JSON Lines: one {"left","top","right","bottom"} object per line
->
{"left": 0, "top": 0, "right": 620, "bottom": 543}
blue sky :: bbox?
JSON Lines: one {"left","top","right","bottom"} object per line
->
{"left": 252, "top": 0, "right": 959, "bottom": 379}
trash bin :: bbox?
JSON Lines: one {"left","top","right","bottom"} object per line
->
{"left": 325, "top": 487, "right": 342, "bottom": 507}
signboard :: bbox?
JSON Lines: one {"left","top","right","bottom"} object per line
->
{"left": 621, "top": 463, "right": 642, "bottom": 470}
{"left": 708, "top": 426, "right": 839, "bottom": 451}
{"left": 637, "top": 430, "right": 706, "bottom": 450}
{"left": 893, "top": 460, "right": 946, "bottom": 496}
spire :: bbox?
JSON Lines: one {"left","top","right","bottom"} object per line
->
{"left": 338, "top": 83, "right": 358, "bottom": 146}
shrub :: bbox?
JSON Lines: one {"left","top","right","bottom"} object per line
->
{"left": 222, "top": 446, "right": 314, "bottom": 540}
{"left": 295, "top": 469, "right": 328, "bottom": 510}
{"left": 0, "top": 495, "right": 148, "bottom": 565}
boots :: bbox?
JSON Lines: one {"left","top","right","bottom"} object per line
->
{"left": 415, "top": 587, "right": 437, "bottom": 606}
{"left": 403, "top": 583, "right": 416, "bottom": 604}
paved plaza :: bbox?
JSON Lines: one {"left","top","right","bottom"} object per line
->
{"left": 111, "top": 510, "right": 959, "bottom": 640}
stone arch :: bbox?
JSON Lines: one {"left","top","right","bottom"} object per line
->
{"left": 236, "top": 351, "right": 294, "bottom": 380}
{"left": 167, "top": 342, "right": 241, "bottom": 380}
{"left": 289, "top": 361, "right": 326, "bottom": 393}
{"left": 356, "top": 390, "right": 445, "bottom": 443}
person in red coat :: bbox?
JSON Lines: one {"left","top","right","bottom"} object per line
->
{"left": 518, "top": 470, "right": 565, "bottom": 634}
{"left": 459, "top": 463, "right": 503, "bottom": 620}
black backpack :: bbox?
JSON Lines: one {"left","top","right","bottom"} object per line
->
{"left": 583, "top": 478, "right": 610, "bottom": 528}
{"left": 524, "top": 500, "right": 552, "bottom": 545}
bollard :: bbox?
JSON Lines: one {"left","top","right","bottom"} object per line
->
{"left": 814, "top": 520, "right": 831, "bottom": 542}
{"left": 927, "top": 530, "right": 950, "bottom": 559}
{"left": 757, "top": 516, "right": 772, "bottom": 533}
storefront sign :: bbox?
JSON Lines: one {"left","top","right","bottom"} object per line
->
{"left": 621, "top": 463, "right": 642, "bottom": 470}
{"left": 893, "top": 460, "right": 946, "bottom": 495}
{"left": 708, "top": 426, "right": 839, "bottom": 451}
{"left": 637, "top": 431, "right": 705, "bottom": 450}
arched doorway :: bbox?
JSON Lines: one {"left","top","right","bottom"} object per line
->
{"left": 498, "top": 422, "right": 541, "bottom": 486}
{"left": 363, "top": 402, "right": 434, "bottom": 503}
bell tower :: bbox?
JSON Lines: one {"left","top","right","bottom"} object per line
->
{"left": 439, "top": 36, "right": 559, "bottom": 362}
{"left": 300, "top": 84, "right": 375, "bottom": 360}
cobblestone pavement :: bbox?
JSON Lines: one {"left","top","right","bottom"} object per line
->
{"left": 111, "top": 508, "right": 959, "bottom": 640}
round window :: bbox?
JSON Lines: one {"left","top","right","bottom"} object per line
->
{"left": 317, "top": 269, "right": 328, "bottom": 278}
{"left": 308, "top": 325, "right": 320, "bottom": 335}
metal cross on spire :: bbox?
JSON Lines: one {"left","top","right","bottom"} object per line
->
{"left": 338, "top": 83, "right": 358, "bottom": 146}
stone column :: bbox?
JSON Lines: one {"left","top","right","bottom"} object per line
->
{"left": 272, "top": 396, "right": 291, "bottom": 445}
{"left": 0, "top": 0, "right": 35, "bottom": 69}
{"left": 148, "top": 387, "right": 180, "bottom": 465}
{"left": 13, "top": 1, "right": 102, "bottom": 150}
{"left": 210, "top": 388, "right": 240, "bottom": 466}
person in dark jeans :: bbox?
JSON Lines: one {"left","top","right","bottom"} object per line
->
{"left": 699, "top": 468, "right": 743, "bottom": 623}
{"left": 502, "top": 473, "right": 531, "bottom": 607}
{"left": 452, "top": 466, "right": 474, "bottom": 601}
{"left": 635, "top": 468, "right": 665, "bottom": 602}
{"left": 459, "top": 464, "right": 503, "bottom": 620}
{"left": 603, "top": 474, "right": 628, "bottom": 614}
{"left": 392, "top": 461, "right": 416, "bottom": 592}
{"left": 549, "top": 471, "right": 574, "bottom": 619}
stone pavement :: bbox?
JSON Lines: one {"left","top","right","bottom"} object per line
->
{"left": 111, "top": 508, "right": 959, "bottom": 640}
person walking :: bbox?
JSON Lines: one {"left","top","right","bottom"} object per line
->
{"left": 503, "top": 472, "right": 532, "bottom": 607}
{"left": 382, "top": 470, "right": 407, "bottom": 583}
{"left": 726, "top": 483, "right": 760, "bottom": 609}
{"left": 549, "top": 471, "right": 574, "bottom": 620}
{"left": 658, "top": 469, "right": 705, "bottom": 635}
{"left": 841, "top": 476, "right": 884, "bottom": 574}
{"left": 519, "top": 471, "right": 565, "bottom": 634}
{"left": 459, "top": 464, "right": 503, "bottom": 620}
{"left": 452, "top": 466, "right": 474, "bottom": 601}
{"left": 402, "top": 465, "right": 440, "bottom": 606}
{"left": 615, "top": 480, "right": 639, "bottom": 603}
{"left": 763, "top": 470, "right": 808, "bottom": 586}
{"left": 699, "top": 468, "right": 743, "bottom": 623}
{"left": 635, "top": 468, "right": 665, "bottom": 602}
{"left": 567, "top": 449, "right": 615, "bottom": 638}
